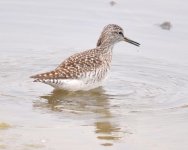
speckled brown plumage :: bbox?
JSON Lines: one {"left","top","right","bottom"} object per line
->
{"left": 31, "top": 24, "right": 140, "bottom": 91}
{"left": 31, "top": 48, "right": 104, "bottom": 80}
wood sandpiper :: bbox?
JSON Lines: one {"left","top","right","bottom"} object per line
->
{"left": 31, "top": 24, "right": 140, "bottom": 91}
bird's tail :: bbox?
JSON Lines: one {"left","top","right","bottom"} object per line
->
{"left": 30, "top": 71, "right": 58, "bottom": 82}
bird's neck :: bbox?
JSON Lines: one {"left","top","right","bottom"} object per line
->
{"left": 99, "top": 45, "right": 113, "bottom": 67}
{"left": 97, "top": 44, "right": 114, "bottom": 54}
{"left": 96, "top": 35, "right": 115, "bottom": 56}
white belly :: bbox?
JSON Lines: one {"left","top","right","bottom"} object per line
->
{"left": 46, "top": 78, "right": 105, "bottom": 91}
{"left": 44, "top": 79, "right": 104, "bottom": 91}
{"left": 44, "top": 69, "right": 109, "bottom": 91}
{"left": 41, "top": 64, "right": 109, "bottom": 91}
{"left": 43, "top": 73, "right": 106, "bottom": 91}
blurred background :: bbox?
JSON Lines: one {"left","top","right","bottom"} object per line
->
{"left": 0, "top": 0, "right": 188, "bottom": 150}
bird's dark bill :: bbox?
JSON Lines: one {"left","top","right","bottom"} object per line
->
{"left": 124, "top": 37, "right": 140, "bottom": 46}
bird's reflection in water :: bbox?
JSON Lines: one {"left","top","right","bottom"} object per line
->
{"left": 34, "top": 87, "right": 124, "bottom": 146}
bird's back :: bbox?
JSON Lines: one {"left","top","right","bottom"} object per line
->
{"left": 31, "top": 47, "right": 112, "bottom": 91}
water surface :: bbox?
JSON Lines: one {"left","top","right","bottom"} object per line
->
{"left": 0, "top": 0, "right": 188, "bottom": 150}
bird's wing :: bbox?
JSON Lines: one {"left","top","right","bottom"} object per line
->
{"left": 30, "top": 49, "right": 102, "bottom": 80}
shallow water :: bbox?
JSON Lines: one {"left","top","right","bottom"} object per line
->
{"left": 1, "top": 0, "right": 188, "bottom": 150}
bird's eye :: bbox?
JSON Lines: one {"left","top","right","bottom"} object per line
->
{"left": 118, "top": 32, "right": 123, "bottom": 36}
